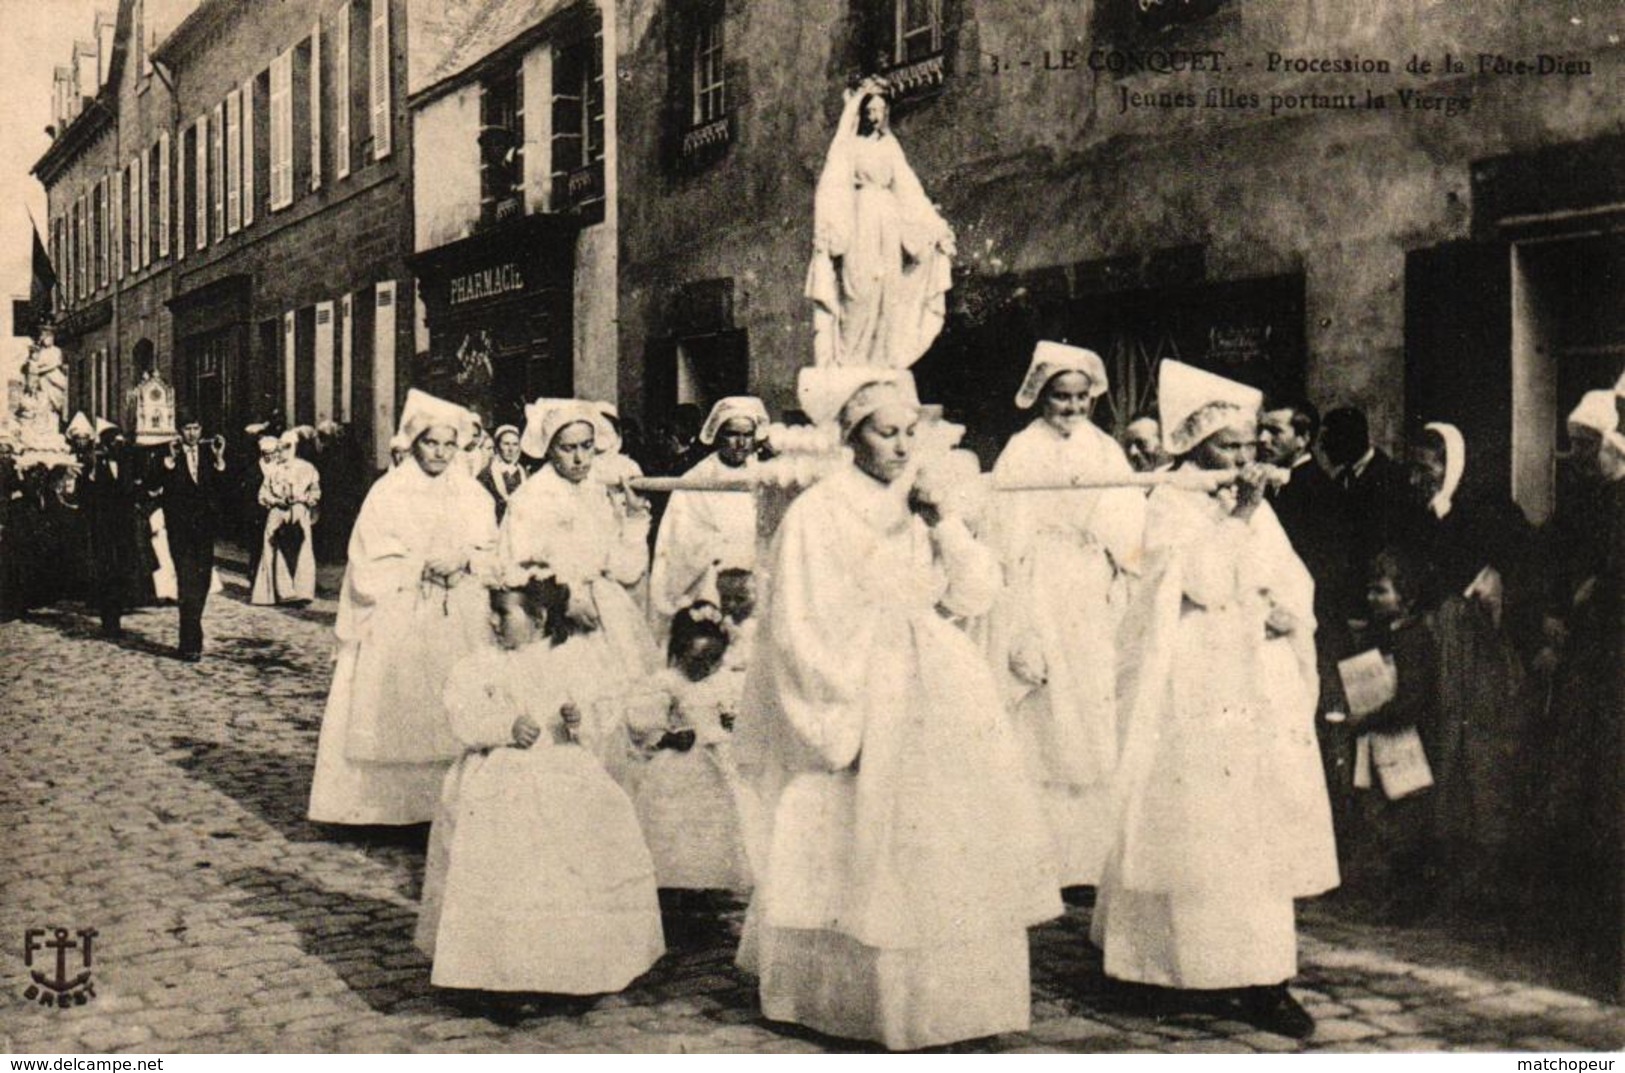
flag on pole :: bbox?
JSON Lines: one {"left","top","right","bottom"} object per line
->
{"left": 30, "top": 212, "right": 57, "bottom": 319}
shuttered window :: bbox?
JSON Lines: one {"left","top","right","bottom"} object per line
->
{"left": 226, "top": 89, "right": 242, "bottom": 233}
{"left": 370, "top": 0, "right": 391, "bottom": 160}
{"left": 270, "top": 50, "right": 294, "bottom": 209}
{"left": 336, "top": 3, "right": 351, "bottom": 178}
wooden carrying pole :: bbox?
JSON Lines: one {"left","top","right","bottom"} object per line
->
{"left": 626, "top": 469, "right": 1231, "bottom": 495}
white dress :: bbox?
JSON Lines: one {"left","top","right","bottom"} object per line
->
{"left": 648, "top": 453, "right": 760, "bottom": 639}
{"left": 627, "top": 667, "right": 763, "bottom": 892}
{"left": 498, "top": 466, "right": 660, "bottom": 693}
{"left": 990, "top": 419, "right": 1146, "bottom": 886}
{"left": 416, "top": 643, "right": 666, "bottom": 993}
{"left": 1091, "top": 480, "right": 1339, "bottom": 989}
{"left": 307, "top": 463, "right": 499, "bottom": 825}
{"left": 251, "top": 456, "right": 321, "bottom": 604}
{"left": 736, "top": 465, "right": 1060, "bottom": 1050}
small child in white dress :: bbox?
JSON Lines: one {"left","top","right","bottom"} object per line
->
{"left": 416, "top": 578, "right": 665, "bottom": 998}
{"left": 626, "top": 603, "right": 763, "bottom": 895}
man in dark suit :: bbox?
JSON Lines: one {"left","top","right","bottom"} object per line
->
{"left": 158, "top": 415, "right": 226, "bottom": 661}
{"left": 1264, "top": 397, "right": 1363, "bottom": 852}
{"left": 81, "top": 423, "right": 141, "bottom": 638}
{"left": 1321, "top": 406, "right": 1408, "bottom": 579}
{"left": 1262, "top": 398, "right": 1348, "bottom": 611}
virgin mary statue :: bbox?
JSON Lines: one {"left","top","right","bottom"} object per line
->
{"left": 806, "top": 79, "right": 955, "bottom": 369}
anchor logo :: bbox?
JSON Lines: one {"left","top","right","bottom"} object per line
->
{"left": 23, "top": 927, "right": 98, "bottom": 1008}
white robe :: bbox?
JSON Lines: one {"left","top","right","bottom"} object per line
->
{"left": 989, "top": 419, "right": 1146, "bottom": 886}
{"left": 626, "top": 667, "right": 764, "bottom": 892}
{"left": 648, "top": 453, "right": 760, "bottom": 637}
{"left": 251, "top": 457, "right": 320, "bottom": 605}
{"left": 594, "top": 451, "right": 651, "bottom": 613}
{"left": 307, "top": 463, "right": 499, "bottom": 826}
{"left": 498, "top": 467, "right": 660, "bottom": 693}
{"left": 1091, "top": 480, "right": 1339, "bottom": 989}
{"left": 416, "top": 642, "right": 665, "bottom": 993}
{"left": 736, "top": 465, "right": 1060, "bottom": 1050}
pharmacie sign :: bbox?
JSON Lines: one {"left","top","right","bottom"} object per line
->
{"left": 449, "top": 263, "right": 526, "bottom": 307}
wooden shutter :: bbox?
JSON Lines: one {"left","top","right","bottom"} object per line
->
{"left": 340, "top": 292, "right": 354, "bottom": 422}
{"left": 242, "top": 77, "right": 256, "bottom": 226}
{"left": 212, "top": 101, "right": 225, "bottom": 239}
{"left": 226, "top": 89, "right": 241, "bottom": 233}
{"left": 336, "top": 3, "right": 350, "bottom": 178}
{"left": 283, "top": 311, "right": 298, "bottom": 422}
{"left": 195, "top": 113, "right": 208, "bottom": 249}
{"left": 310, "top": 20, "right": 323, "bottom": 190}
{"left": 134, "top": 153, "right": 146, "bottom": 269}
{"left": 372, "top": 281, "right": 397, "bottom": 467}
{"left": 370, "top": 0, "right": 391, "bottom": 160}
{"left": 271, "top": 51, "right": 293, "bottom": 208}
{"left": 315, "top": 301, "right": 335, "bottom": 423}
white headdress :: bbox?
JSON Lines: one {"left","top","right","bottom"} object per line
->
{"left": 797, "top": 367, "right": 919, "bottom": 439}
{"left": 66, "top": 412, "right": 94, "bottom": 439}
{"left": 1156, "top": 361, "right": 1263, "bottom": 456}
{"left": 1014, "top": 342, "right": 1108, "bottom": 408}
{"left": 1568, "top": 390, "right": 1618, "bottom": 438}
{"left": 396, "top": 388, "right": 477, "bottom": 447}
{"left": 520, "top": 398, "right": 608, "bottom": 459}
{"left": 1423, "top": 421, "right": 1466, "bottom": 519}
{"left": 699, "top": 396, "right": 771, "bottom": 445}
{"left": 94, "top": 417, "right": 117, "bottom": 437}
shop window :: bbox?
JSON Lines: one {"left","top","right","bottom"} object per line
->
{"left": 551, "top": 32, "right": 605, "bottom": 215}
{"left": 479, "top": 67, "right": 524, "bottom": 228}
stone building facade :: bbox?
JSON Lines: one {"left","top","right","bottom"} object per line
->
{"left": 616, "top": 0, "right": 1623, "bottom": 521}
{"left": 34, "top": 0, "right": 416, "bottom": 473}
{"left": 406, "top": 0, "right": 619, "bottom": 433}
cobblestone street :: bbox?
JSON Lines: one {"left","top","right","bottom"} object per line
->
{"left": 2, "top": 578, "right": 1622, "bottom": 1055}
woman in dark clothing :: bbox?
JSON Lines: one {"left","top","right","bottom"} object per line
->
{"left": 1395, "top": 422, "right": 1538, "bottom": 909}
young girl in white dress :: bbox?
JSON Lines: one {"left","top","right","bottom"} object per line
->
{"left": 416, "top": 577, "right": 666, "bottom": 999}
{"left": 627, "top": 604, "right": 763, "bottom": 895}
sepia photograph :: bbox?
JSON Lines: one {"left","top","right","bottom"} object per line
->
{"left": 0, "top": 0, "right": 1622, "bottom": 1058}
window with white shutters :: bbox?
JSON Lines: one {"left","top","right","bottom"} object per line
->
{"left": 112, "top": 169, "right": 122, "bottom": 279}
{"left": 147, "top": 144, "right": 160, "bottom": 263}
{"left": 336, "top": 3, "right": 350, "bottom": 178}
{"left": 134, "top": 153, "right": 147, "bottom": 270}
{"left": 283, "top": 311, "right": 297, "bottom": 422}
{"left": 212, "top": 102, "right": 225, "bottom": 240}
{"left": 158, "top": 131, "right": 170, "bottom": 257}
{"left": 226, "top": 90, "right": 241, "bottom": 233}
{"left": 176, "top": 127, "right": 187, "bottom": 261}
{"left": 95, "top": 180, "right": 106, "bottom": 287}
{"left": 195, "top": 113, "right": 208, "bottom": 249}
{"left": 370, "top": 0, "right": 391, "bottom": 160}
{"left": 242, "top": 77, "right": 256, "bottom": 225}
{"left": 310, "top": 20, "right": 322, "bottom": 190}
{"left": 315, "top": 301, "right": 335, "bottom": 423}
{"left": 271, "top": 50, "right": 293, "bottom": 208}
{"left": 340, "top": 292, "right": 353, "bottom": 422}
{"left": 373, "top": 281, "right": 397, "bottom": 467}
